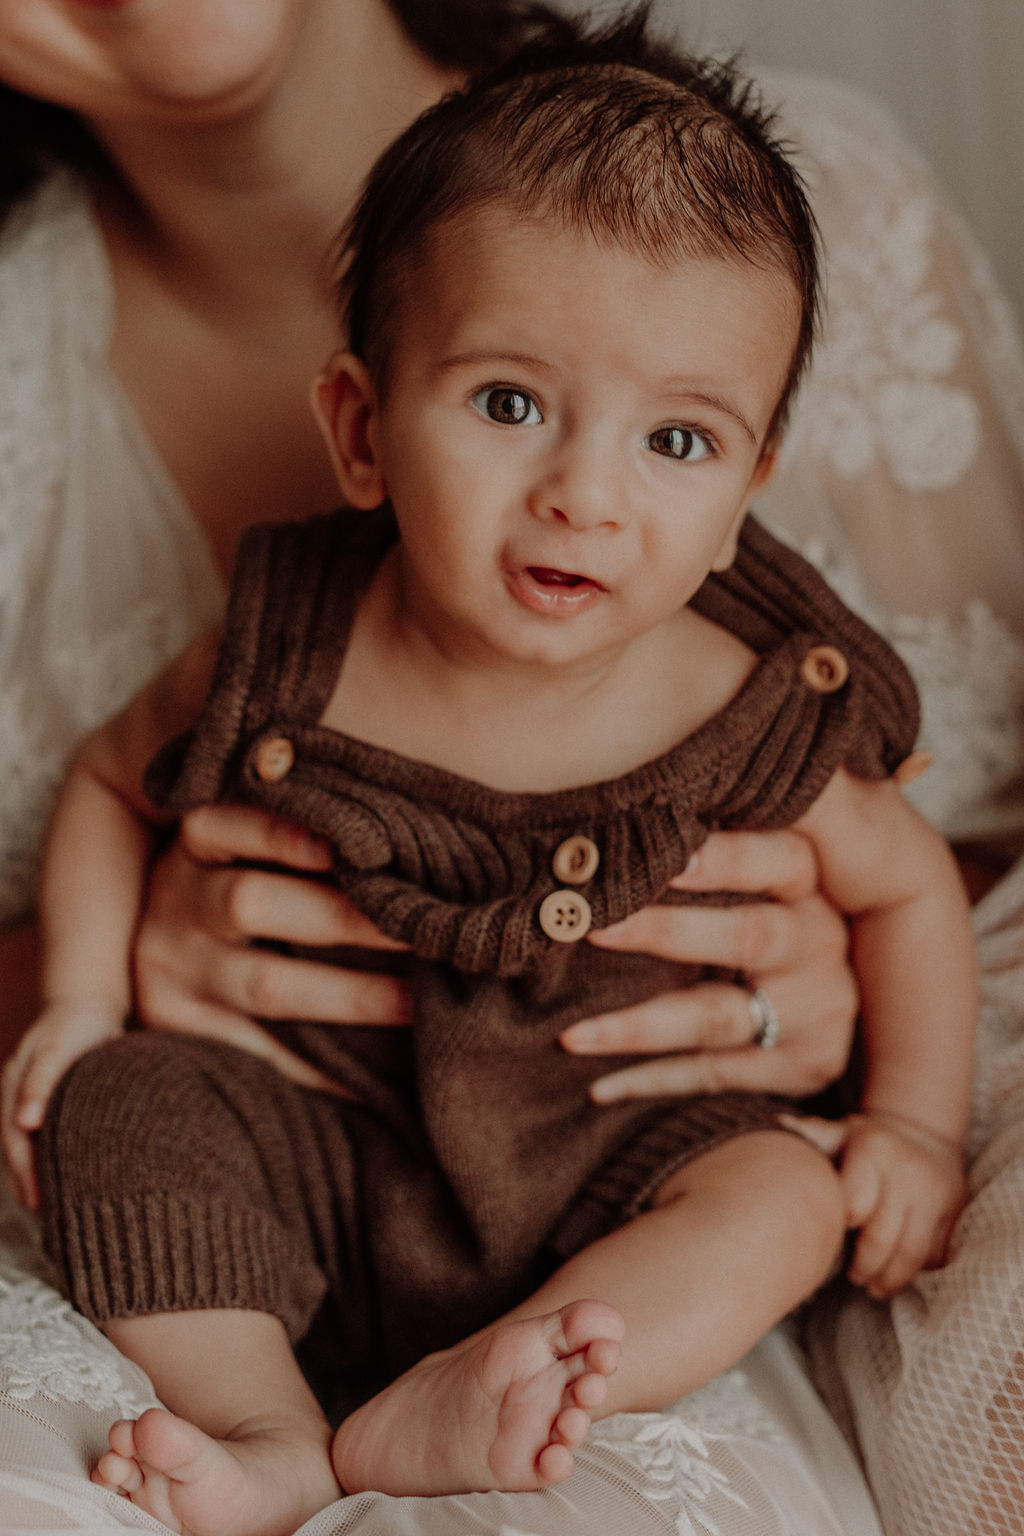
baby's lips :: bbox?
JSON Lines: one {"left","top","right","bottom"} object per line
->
{"left": 525, "top": 565, "right": 605, "bottom": 590}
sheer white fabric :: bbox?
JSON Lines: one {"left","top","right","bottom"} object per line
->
{"left": 0, "top": 1175, "right": 881, "bottom": 1536}
{"left": 0, "top": 175, "right": 224, "bottom": 930}
{"left": 807, "top": 860, "right": 1024, "bottom": 1536}
{"left": 1, "top": 65, "right": 1024, "bottom": 1536}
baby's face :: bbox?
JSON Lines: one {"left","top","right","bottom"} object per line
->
{"left": 372, "top": 205, "right": 800, "bottom": 674}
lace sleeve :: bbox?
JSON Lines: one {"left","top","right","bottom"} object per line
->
{"left": 0, "top": 176, "right": 224, "bottom": 928}
{"left": 760, "top": 73, "right": 1024, "bottom": 849}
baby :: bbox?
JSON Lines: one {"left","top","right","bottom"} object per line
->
{"left": 2, "top": 13, "right": 976, "bottom": 1536}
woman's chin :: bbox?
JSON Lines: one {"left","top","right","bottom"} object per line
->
{"left": 62, "top": 0, "right": 300, "bottom": 122}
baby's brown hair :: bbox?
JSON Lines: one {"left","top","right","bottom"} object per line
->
{"left": 335, "top": 5, "right": 819, "bottom": 443}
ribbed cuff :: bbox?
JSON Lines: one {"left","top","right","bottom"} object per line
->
{"left": 49, "top": 1191, "right": 326, "bottom": 1343}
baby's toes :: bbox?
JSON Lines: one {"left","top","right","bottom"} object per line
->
{"left": 552, "top": 1402, "right": 591, "bottom": 1449}
{"left": 535, "top": 1439, "right": 574, "bottom": 1486}
{"left": 570, "top": 1368, "right": 610, "bottom": 1412}
{"left": 107, "top": 1419, "right": 140, "bottom": 1459}
{"left": 558, "top": 1300, "right": 625, "bottom": 1356}
{"left": 92, "top": 1448, "right": 142, "bottom": 1494}
{"left": 584, "top": 1335, "right": 621, "bottom": 1377}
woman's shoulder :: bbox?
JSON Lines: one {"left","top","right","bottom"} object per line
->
{"left": 0, "top": 172, "right": 224, "bottom": 930}
{"left": 0, "top": 170, "right": 108, "bottom": 317}
{"left": 0, "top": 170, "right": 112, "bottom": 435}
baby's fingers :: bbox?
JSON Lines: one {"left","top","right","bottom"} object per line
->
{"left": 1, "top": 1060, "right": 41, "bottom": 1210}
{"left": 11, "top": 1042, "right": 77, "bottom": 1132}
{"left": 852, "top": 1200, "right": 943, "bottom": 1298}
{"left": 839, "top": 1145, "right": 883, "bottom": 1230}
{"left": 2, "top": 1123, "right": 39, "bottom": 1211}
{"left": 2, "top": 1055, "right": 66, "bottom": 1210}
{"left": 847, "top": 1198, "right": 908, "bottom": 1296}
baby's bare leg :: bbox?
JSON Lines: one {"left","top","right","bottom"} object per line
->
{"left": 92, "top": 1309, "right": 338, "bottom": 1536}
{"left": 330, "top": 1130, "right": 843, "bottom": 1497}
{"left": 508, "top": 1129, "right": 847, "bottom": 1413}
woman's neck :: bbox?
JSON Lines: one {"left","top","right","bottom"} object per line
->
{"left": 91, "top": 0, "right": 457, "bottom": 320}
{"left": 82, "top": 0, "right": 460, "bottom": 572}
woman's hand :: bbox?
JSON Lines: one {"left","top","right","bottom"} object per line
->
{"left": 560, "top": 828, "right": 858, "bottom": 1102}
{"left": 133, "top": 805, "right": 411, "bottom": 1087}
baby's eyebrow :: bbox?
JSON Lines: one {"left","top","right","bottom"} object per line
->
{"left": 432, "top": 350, "right": 553, "bottom": 379}
{"left": 660, "top": 386, "right": 758, "bottom": 446}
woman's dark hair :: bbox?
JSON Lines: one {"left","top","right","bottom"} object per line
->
{"left": 385, "top": 0, "right": 578, "bottom": 72}
{"left": 0, "top": 0, "right": 575, "bottom": 225}
{"left": 338, "top": 7, "right": 819, "bottom": 442}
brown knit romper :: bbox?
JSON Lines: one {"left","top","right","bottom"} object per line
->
{"left": 36, "top": 508, "right": 919, "bottom": 1391}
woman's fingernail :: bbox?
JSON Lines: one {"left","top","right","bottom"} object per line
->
{"left": 561, "top": 1023, "right": 596, "bottom": 1051}
{"left": 589, "top": 1077, "right": 622, "bottom": 1104}
{"left": 669, "top": 850, "right": 700, "bottom": 886}
{"left": 587, "top": 922, "right": 629, "bottom": 948}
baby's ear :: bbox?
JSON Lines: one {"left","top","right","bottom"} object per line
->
{"left": 311, "top": 353, "right": 386, "bottom": 509}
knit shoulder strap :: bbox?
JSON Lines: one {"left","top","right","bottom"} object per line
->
{"left": 692, "top": 515, "right": 919, "bottom": 784}
{"left": 145, "top": 508, "right": 395, "bottom": 811}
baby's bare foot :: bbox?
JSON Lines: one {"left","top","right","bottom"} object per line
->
{"left": 90, "top": 1407, "right": 338, "bottom": 1536}
{"left": 331, "top": 1299, "right": 624, "bottom": 1497}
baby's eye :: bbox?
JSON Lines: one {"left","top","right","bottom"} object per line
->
{"left": 470, "top": 386, "right": 543, "bottom": 426}
{"left": 646, "top": 425, "right": 713, "bottom": 462}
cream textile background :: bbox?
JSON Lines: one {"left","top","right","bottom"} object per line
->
{"left": 598, "top": 0, "right": 1024, "bottom": 331}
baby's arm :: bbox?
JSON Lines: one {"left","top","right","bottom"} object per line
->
{"left": 1, "top": 630, "right": 220, "bottom": 1206}
{"left": 794, "top": 768, "right": 977, "bottom": 1297}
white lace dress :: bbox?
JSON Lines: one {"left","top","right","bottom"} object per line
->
{"left": 1, "top": 71, "right": 1023, "bottom": 1536}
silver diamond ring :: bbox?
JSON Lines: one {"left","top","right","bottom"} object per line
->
{"left": 748, "top": 986, "right": 781, "bottom": 1050}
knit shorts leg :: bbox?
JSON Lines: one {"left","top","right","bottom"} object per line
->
{"left": 35, "top": 1032, "right": 358, "bottom": 1344}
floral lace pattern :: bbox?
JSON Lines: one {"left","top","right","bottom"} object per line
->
{"left": 787, "top": 193, "right": 980, "bottom": 491}
{"left": 0, "top": 1182, "right": 157, "bottom": 1419}
{"left": 797, "top": 536, "right": 1024, "bottom": 843}
{"left": 775, "top": 79, "right": 982, "bottom": 493}
{"left": 0, "top": 177, "right": 223, "bottom": 928}
{"left": 587, "top": 1415, "right": 745, "bottom": 1533}
{"left": 0, "top": 1274, "right": 157, "bottom": 1417}
{"left": 584, "top": 1372, "right": 793, "bottom": 1535}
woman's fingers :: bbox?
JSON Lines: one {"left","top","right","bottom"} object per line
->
{"left": 589, "top": 888, "right": 843, "bottom": 977}
{"left": 171, "top": 861, "right": 407, "bottom": 951}
{"left": 133, "top": 828, "right": 411, "bottom": 1036}
{"left": 563, "top": 983, "right": 760, "bottom": 1057}
{"left": 568, "top": 828, "right": 857, "bottom": 1104}
{"left": 670, "top": 828, "right": 820, "bottom": 903}
{"left": 136, "top": 1002, "right": 363, "bottom": 1095}
{"left": 137, "top": 924, "right": 410, "bottom": 1031}
{"left": 179, "top": 804, "right": 334, "bottom": 872}
{"left": 565, "top": 954, "right": 857, "bottom": 1102}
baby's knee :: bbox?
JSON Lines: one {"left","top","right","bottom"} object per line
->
{"left": 759, "top": 1129, "right": 846, "bottom": 1274}
{"left": 659, "top": 1128, "right": 846, "bottom": 1277}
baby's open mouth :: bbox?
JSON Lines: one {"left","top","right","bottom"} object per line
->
{"left": 527, "top": 567, "right": 598, "bottom": 588}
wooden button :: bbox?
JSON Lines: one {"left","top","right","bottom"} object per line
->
{"left": 893, "top": 748, "right": 933, "bottom": 786}
{"left": 800, "top": 644, "right": 849, "bottom": 693}
{"left": 538, "top": 889, "right": 593, "bottom": 943}
{"left": 551, "top": 835, "right": 600, "bottom": 885}
{"left": 253, "top": 735, "right": 295, "bottom": 783}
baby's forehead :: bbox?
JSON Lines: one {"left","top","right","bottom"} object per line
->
{"left": 416, "top": 195, "right": 798, "bottom": 289}
{"left": 409, "top": 200, "right": 803, "bottom": 340}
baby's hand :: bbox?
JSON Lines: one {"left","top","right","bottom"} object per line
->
{"left": 780, "top": 1109, "right": 967, "bottom": 1298}
{"left": 1, "top": 1001, "right": 125, "bottom": 1210}
{"left": 838, "top": 1112, "right": 967, "bottom": 1298}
